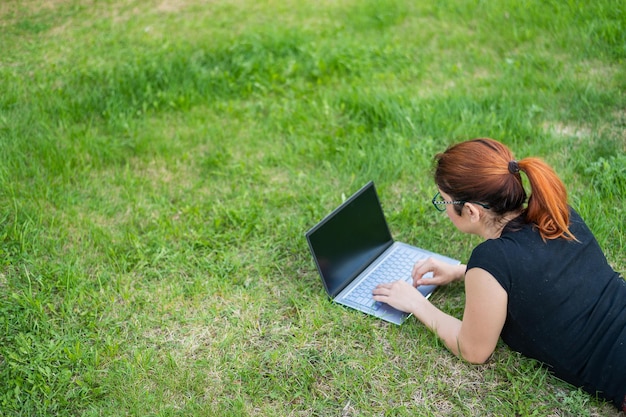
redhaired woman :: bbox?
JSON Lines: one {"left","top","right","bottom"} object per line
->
{"left": 373, "top": 138, "right": 626, "bottom": 411}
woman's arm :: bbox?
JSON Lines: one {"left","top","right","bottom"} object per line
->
{"left": 373, "top": 267, "right": 507, "bottom": 363}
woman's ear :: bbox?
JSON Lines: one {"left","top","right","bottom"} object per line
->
{"left": 464, "top": 203, "right": 482, "bottom": 223}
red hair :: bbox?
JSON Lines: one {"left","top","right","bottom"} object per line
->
{"left": 434, "top": 138, "right": 575, "bottom": 241}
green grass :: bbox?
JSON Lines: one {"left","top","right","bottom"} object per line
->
{"left": 1, "top": 0, "right": 625, "bottom": 415}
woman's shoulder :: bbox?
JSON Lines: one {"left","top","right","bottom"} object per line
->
{"left": 467, "top": 236, "right": 521, "bottom": 291}
{"left": 469, "top": 235, "right": 519, "bottom": 266}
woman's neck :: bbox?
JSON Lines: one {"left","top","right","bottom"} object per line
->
{"left": 482, "top": 210, "right": 523, "bottom": 239}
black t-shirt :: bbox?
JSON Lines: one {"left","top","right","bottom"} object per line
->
{"left": 467, "top": 209, "right": 626, "bottom": 409}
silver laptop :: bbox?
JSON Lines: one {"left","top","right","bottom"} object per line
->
{"left": 305, "top": 181, "right": 460, "bottom": 324}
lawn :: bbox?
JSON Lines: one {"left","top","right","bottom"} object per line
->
{"left": 1, "top": 0, "right": 625, "bottom": 415}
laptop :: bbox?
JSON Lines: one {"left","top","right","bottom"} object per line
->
{"left": 305, "top": 181, "right": 460, "bottom": 324}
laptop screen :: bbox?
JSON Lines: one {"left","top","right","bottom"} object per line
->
{"left": 306, "top": 182, "right": 394, "bottom": 297}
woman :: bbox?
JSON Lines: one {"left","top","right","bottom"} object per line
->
{"left": 372, "top": 138, "right": 626, "bottom": 411}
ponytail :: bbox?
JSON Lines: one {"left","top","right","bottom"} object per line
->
{"left": 518, "top": 157, "right": 575, "bottom": 241}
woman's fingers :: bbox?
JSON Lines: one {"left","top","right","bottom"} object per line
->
{"left": 372, "top": 280, "right": 423, "bottom": 313}
{"left": 412, "top": 258, "right": 434, "bottom": 285}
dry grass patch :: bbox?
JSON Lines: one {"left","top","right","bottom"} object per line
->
{"left": 542, "top": 121, "right": 590, "bottom": 140}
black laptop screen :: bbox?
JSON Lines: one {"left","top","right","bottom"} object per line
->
{"left": 306, "top": 182, "right": 394, "bottom": 297}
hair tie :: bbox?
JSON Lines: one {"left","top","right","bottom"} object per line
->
{"left": 508, "top": 160, "right": 520, "bottom": 174}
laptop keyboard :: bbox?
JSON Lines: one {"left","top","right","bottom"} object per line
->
{"left": 344, "top": 246, "right": 427, "bottom": 310}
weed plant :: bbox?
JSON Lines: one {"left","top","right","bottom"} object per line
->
{"left": 1, "top": 0, "right": 625, "bottom": 416}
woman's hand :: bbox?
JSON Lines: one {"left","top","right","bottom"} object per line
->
{"left": 412, "top": 257, "right": 465, "bottom": 287}
{"left": 372, "top": 280, "right": 424, "bottom": 314}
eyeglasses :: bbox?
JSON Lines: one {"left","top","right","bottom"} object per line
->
{"left": 431, "top": 191, "right": 491, "bottom": 212}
